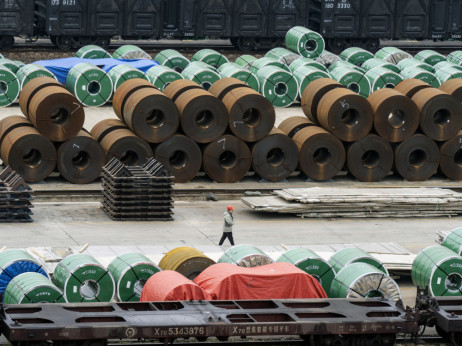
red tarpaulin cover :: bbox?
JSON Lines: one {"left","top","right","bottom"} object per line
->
{"left": 193, "top": 262, "right": 327, "bottom": 300}
{"left": 140, "top": 270, "right": 211, "bottom": 301}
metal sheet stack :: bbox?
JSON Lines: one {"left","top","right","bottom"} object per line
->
{"left": 0, "top": 166, "right": 33, "bottom": 222}
{"left": 101, "top": 157, "right": 174, "bottom": 221}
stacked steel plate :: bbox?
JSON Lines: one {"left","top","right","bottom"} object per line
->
{"left": 101, "top": 157, "right": 174, "bottom": 221}
{"left": 0, "top": 166, "right": 34, "bottom": 222}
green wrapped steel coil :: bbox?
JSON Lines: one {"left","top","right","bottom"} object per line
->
{"left": 365, "top": 66, "right": 403, "bottom": 92}
{"left": 276, "top": 248, "right": 336, "bottom": 295}
{"left": 235, "top": 55, "right": 257, "bottom": 69}
{"left": 442, "top": 228, "right": 462, "bottom": 256}
{"left": 108, "top": 64, "right": 147, "bottom": 92}
{"left": 52, "top": 253, "right": 115, "bottom": 302}
{"left": 329, "top": 66, "right": 371, "bottom": 97}
{"left": 415, "top": 50, "right": 446, "bottom": 66}
{"left": 330, "top": 263, "right": 401, "bottom": 301}
{"left": 191, "top": 49, "right": 229, "bottom": 68}
{"left": 218, "top": 244, "right": 274, "bottom": 267}
{"left": 187, "top": 61, "right": 218, "bottom": 71}
{"left": 340, "top": 47, "right": 374, "bottom": 66}
{"left": 329, "top": 247, "right": 388, "bottom": 274}
{"left": 397, "top": 57, "right": 434, "bottom": 73}
{"left": 285, "top": 26, "right": 325, "bottom": 58}
{"left": 146, "top": 65, "right": 183, "bottom": 91}
{"left": 0, "top": 67, "right": 20, "bottom": 107}
{"left": 66, "top": 62, "right": 113, "bottom": 107}
{"left": 113, "top": 45, "right": 151, "bottom": 60}
{"left": 289, "top": 57, "right": 327, "bottom": 73}
{"left": 154, "top": 49, "right": 190, "bottom": 72}
{"left": 16, "top": 64, "right": 56, "bottom": 89}
{"left": 0, "top": 59, "right": 22, "bottom": 73}
{"left": 249, "top": 57, "right": 290, "bottom": 74}
{"left": 316, "top": 51, "right": 341, "bottom": 68}
{"left": 4, "top": 272, "right": 66, "bottom": 304}
{"left": 265, "top": 47, "right": 301, "bottom": 66}
{"left": 108, "top": 252, "right": 161, "bottom": 302}
{"left": 412, "top": 245, "right": 462, "bottom": 296}
{"left": 181, "top": 63, "right": 220, "bottom": 90}
{"left": 362, "top": 58, "right": 401, "bottom": 73}
{"left": 434, "top": 61, "right": 462, "bottom": 72}
{"left": 435, "top": 67, "right": 462, "bottom": 83}
{"left": 292, "top": 65, "right": 330, "bottom": 96}
{"left": 447, "top": 51, "right": 462, "bottom": 66}
{"left": 400, "top": 67, "right": 441, "bottom": 88}
{"left": 218, "top": 63, "right": 259, "bottom": 91}
{"left": 375, "top": 47, "right": 412, "bottom": 64}
{"left": 256, "top": 65, "right": 299, "bottom": 108}
{"left": 76, "top": 45, "right": 111, "bottom": 59}
{"left": 328, "top": 60, "right": 365, "bottom": 73}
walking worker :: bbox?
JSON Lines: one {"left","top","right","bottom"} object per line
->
{"left": 219, "top": 205, "right": 235, "bottom": 246}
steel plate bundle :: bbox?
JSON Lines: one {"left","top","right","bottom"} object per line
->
{"left": 159, "top": 247, "right": 215, "bottom": 279}
{"left": 0, "top": 166, "right": 34, "bottom": 222}
{"left": 412, "top": 246, "right": 462, "bottom": 296}
{"left": 400, "top": 67, "right": 441, "bottom": 88}
{"left": 329, "top": 248, "right": 388, "bottom": 274}
{"left": 112, "top": 45, "right": 151, "bottom": 60}
{"left": 76, "top": 45, "right": 111, "bottom": 59}
{"left": 285, "top": 26, "right": 325, "bottom": 58}
{"left": 53, "top": 253, "right": 115, "bottom": 302}
{"left": 146, "top": 65, "right": 183, "bottom": 91}
{"left": 66, "top": 62, "right": 113, "bottom": 107}
{"left": 191, "top": 49, "right": 229, "bottom": 68}
{"left": 0, "top": 66, "right": 20, "bottom": 107}
{"left": 340, "top": 47, "right": 374, "bottom": 66}
{"left": 289, "top": 57, "right": 327, "bottom": 73}
{"left": 361, "top": 58, "right": 401, "bottom": 73}
{"left": 4, "top": 272, "right": 66, "bottom": 304}
{"left": 375, "top": 47, "right": 412, "bottom": 64}
{"left": 101, "top": 157, "right": 174, "bottom": 221}
{"left": 154, "top": 49, "right": 190, "bottom": 72}
{"left": 218, "top": 62, "right": 259, "bottom": 91}
{"left": 265, "top": 47, "right": 301, "bottom": 67}
{"left": 256, "top": 65, "right": 299, "bottom": 107}
{"left": 16, "top": 64, "right": 56, "bottom": 89}
{"left": 218, "top": 245, "right": 274, "bottom": 267}
{"left": 330, "top": 263, "right": 401, "bottom": 301}
{"left": 277, "top": 248, "right": 336, "bottom": 295}
{"left": 414, "top": 50, "right": 446, "bottom": 66}
{"left": 442, "top": 228, "right": 462, "bottom": 256}
{"left": 108, "top": 252, "right": 161, "bottom": 302}
{"left": 108, "top": 64, "right": 147, "bottom": 92}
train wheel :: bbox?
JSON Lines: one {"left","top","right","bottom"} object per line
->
{"left": 327, "top": 38, "right": 348, "bottom": 54}
{"left": 451, "top": 332, "right": 462, "bottom": 345}
{"left": 95, "top": 37, "right": 110, "bottom": 49}
{"left": 56, "top": 36, "right": 73, "bottom": 50}
{"left": 362, "top": 39, "right": 380, "bottom": 53}
{"left": 236, "top": 37, "right": 256, "bottom": 51}
{"left": 0, "top": 35, "right": 14, "bottom": 49}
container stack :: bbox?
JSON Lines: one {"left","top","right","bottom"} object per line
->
{"left": 0, "top": 166, "right": 34, "bottom": 222}
{"left": 101, "top": 157, "right": 174, "bottom": 221}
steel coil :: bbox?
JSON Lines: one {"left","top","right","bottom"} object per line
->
{"left": 265, "top": 47, "right": 301, "bottom": 66}
{"left": 340, "top": 47, "right": 374, "bottom": 66}
{"left": 364, "top": 66, "right": 403, "bottom": 92}
{"left": 154, "top": 49, "right": 190, "bottom": 72}
{"left": 361, "top": 58, "right": 401, "bottom": 73}
{"left": 292, "top": 126, "right": 345, "bottom": 181}
{"left": 328, "top": 60, "right": 365, "bottom": 73}
{"left": 256, "top": 66, "right": 298, "bottom": 108}
{"left": 154, "top": 134, "right": 202, "bottom": 183}
{"left": 329, "top": 247, "right": 388, "bottom": 275}
{"left": 108, "top": 64, "right": 147, "bottom": 92}
{"left": 145, "top": 65, "right": 183, "bottom": 91}
{"left": 208, "top": 77, "right": 250, "bottom": 100}
{"left": 0, "top": 59, "right": 22, "bottom": 73}
{"left": 113, "top": 45, "right": 151, "bottom": 60}
{"left": 158, "top": 247, "right": 215, "bottom": 280}
{"left": 434, "top": 61, "right": 462, "bottom": 72}
{"left": 250, "top": 127, "right": 298, "bottom": 181}
{"left": 222, "top": 87, "right": 275, "bottom": 142}
{"left": 16, "top": 64, "right": 56, "bottom": 90}
{"left": 112, "top": 78, "right": 156, "bottom": 120}
{"left": 285, "top": 26, "right": 325, "bottom": 58}
{"left": 234, "top": 55, "right": 257, "bottom": 69}
{"left": 181, "top": 63, "right": 220, "bottom": 90}
{"left": 278, "top": 116, "right": 318, "bottom": 138}
{"left": 394, "top": 79, "right": 432, "bottom": 99}
{"left": 163, "top": 79, "right": 203, "bottom": 102}
{"left": 415, "top": 50, "right": 446, "bottom": 66}
{"left": 394, "top": 134, "right": 439, "bottom": 181}
{"left": 218, "top": 63, "right": 259, "bottom": 91}
{"left": 397, "top": 57, "right": 435, "bottom": 73}
{"left": 375, "top": 47, "right": 412, "bottom": 64}
{"left": 292, "top": 65, "right": 330, "bottom": 97}
{"left": 191, "top": 49, "right": 229, "bottom": 68}
{"left": 367, "top": 88, "right": 419, "bottom": 142}
{"left": 249, "top": 57, "right": 290, "bottom": 74}
{"left": 315, "top": 51, "right": 341, "bottom": 69}
{"left": 435, "top": 67, "right": 462, "bottom": 83}
{"left": 439, "top": 131, "right": 462, "bottom": 180}
{"left": 400, "top": 67, "right": 441, "bottom": 88}
{"left": 289, "top": 57, "right": 328, "bottom": 73}
{"left": 412, "top": 88, "right": 462, "bottom": 141}
{"left": 439, "top": 79, "right": 462, "bottom": 103}
{"left": 56, "top": 130, "right": 104, "bottom": 184}
{"left": 447, "top": 51, "right": 462, "bottom": 66}
{"left": 202, "top": 134, "right": 251, "bottom": 183}
{"left": 90, "top": 119, "right": 153, "bottom": 165}
{"left": 19, "top": 76, "right": 65, "bottom": 118}
{"left": 442, "top": 228, "right": 462, "bottom": 256}
{"left": 329, "top": 66, "right": 371, "bottom": 97}
{"left": 76, "top": 45, "right": 111, "bottom": 59}
{"left": 218, "top": 245, "right": 274, "bottom": 267}
{"left": 0, "top": 66, "right": 20, "bottom": 107}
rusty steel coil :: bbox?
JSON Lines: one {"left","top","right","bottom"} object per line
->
{"left": 439, "top": 79, "right": 462, "bottom": 103}
{"left": 0, "top": 115, "right": 35, "bottom": 147}
{"left": 112, "top": 78, "right": 156, "bottom": 120}
{"left": 19, "top": 76, "right": 64, "bottom": 118}
{"left": 123, "top": 88, "right": 179, "bottom": 143}
{"left": 175, "top": 88, "right": 228, "bottom": 144}
{"left": 0, "top": 125, "right": 56, "bottom": 183}
{"left": 293, "top": 126, "right": 345, "bottom": 181}
{"left": 317, "top": 88, "right": 374, "bottom": 142}
{"left": 250, "top": 127, "right": 298, "bottom": 182}
{"left": 439, "top": 131, "right": 462, "bottom": 180}
{"left": 56, "top": 130, "right": 105, "bottom": 184}
{"left": 202, "top": 134, "right": 252, "bottom": 183}
{"left": 367, "top": 89, "right": 420, "bottom": 143}
{"left": 278, "top": 116, "right": 318, "bottom": 139}
{"left": 90, "top": 119, "right": 153, "bottom": 165}
{"left": 412, "top": 88, "right": 462, "bottom": 141}
{"left": 346, "top": 134, "right": 393, "bottom": 182}
{"left": 208, "top": 77, "right": 250, "bottom": 100}
{"left": 394, "top": 79, "right": 432, "bottom": 99}
{"left": 163, "top": 79, "right": 203, "bottom": 102}
{"left": 28, "top": 86, "right": 85, "bottom": 142}
{"left": 222, "top": 87, "right": 274, "bottom": 142}
{"left": 301, "top": 78, "right": 345, "bottom": 123}
{"left": 153, "top": 134, "right": 202, "bottom": 183}
{"left": 394, "top": 134, "right": 439, "bottom": 181}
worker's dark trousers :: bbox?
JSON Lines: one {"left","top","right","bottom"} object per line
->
{"left": 219, "top": 232, "right": 234, "bottom": 245}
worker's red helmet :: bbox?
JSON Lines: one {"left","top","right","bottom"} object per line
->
{"left": 227, "top": 205, "right": 234, "bottom": 211}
